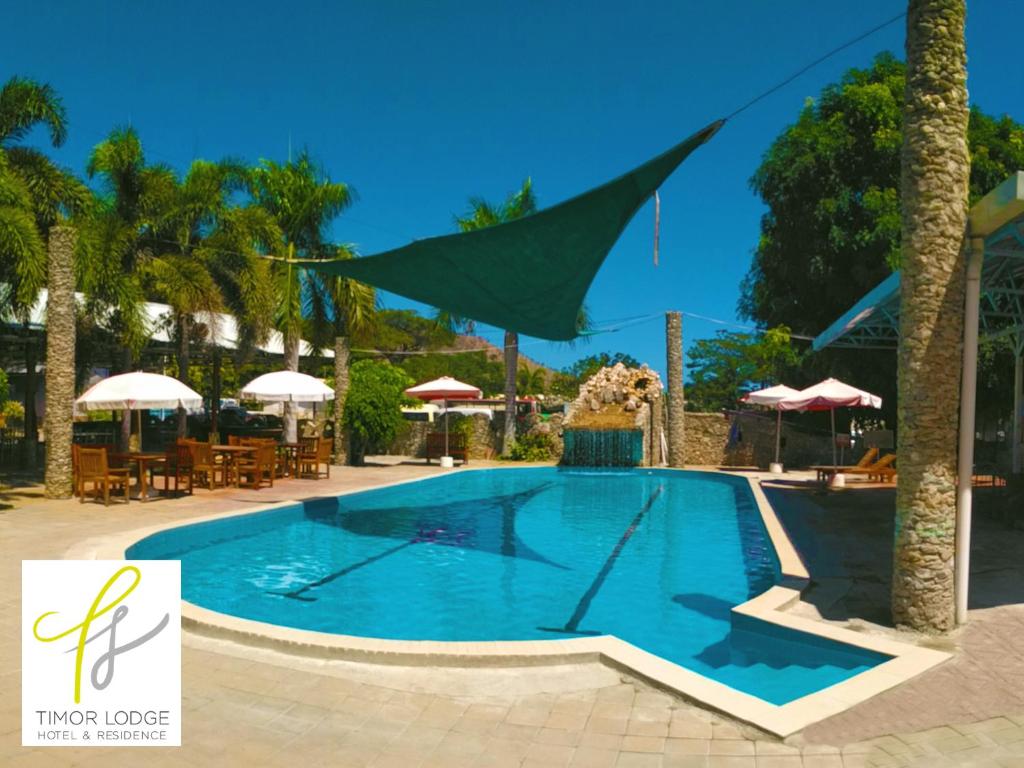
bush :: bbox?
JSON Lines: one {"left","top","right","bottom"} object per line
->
{"left": 343, "top": 360, "right": 415, "bottom": 464}
{"left": 0, "top": 368, "right": 8, "bottom": 408}
{"left": 506, "top": 431, "right": 555, "bottom": 462}
{"left": 2, "top": 400, "right": 25, "bottom": 428}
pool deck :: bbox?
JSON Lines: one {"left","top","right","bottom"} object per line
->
{"left": 2, "top": 458, "right": 1024, "bottom": 766}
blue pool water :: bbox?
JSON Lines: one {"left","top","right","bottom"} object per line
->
{"left": 128, "top": 467, "right": 887, "bottom": 704}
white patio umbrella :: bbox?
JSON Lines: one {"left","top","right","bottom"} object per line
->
{"left": 240, "top": 371, "right": 335, "bottom": 402}
{"left": 404, "top": 376, "right": 482, "bottom": 461}
{"left": 777, "top": 378, "right": 882, "bottom": 474}
{"left": 740, "top": 384, "right": 800, "bottom": 468}
{"left": 75, "top": 371, "right": 204, "bottom": 450}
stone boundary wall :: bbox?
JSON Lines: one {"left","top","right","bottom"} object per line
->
{"left": 684, "top": 411, "right": 837, "bottom": 468}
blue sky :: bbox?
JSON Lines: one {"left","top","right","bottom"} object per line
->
{"left": 4, "top": 1, "right": 1021, "bottom": 378}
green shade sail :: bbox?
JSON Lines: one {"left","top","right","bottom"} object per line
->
{"left": 303, "top": 120, "right": 724, "bottom": 341}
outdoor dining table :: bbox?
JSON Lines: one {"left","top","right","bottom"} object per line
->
{"left": 277, "top": 442, "right": 303, "bottom": 478}
{"left": 110, "top": 452, "right": 167, "bottom": 502}
{"left": 210, "top": 444, "right": 257, "bottom": 487}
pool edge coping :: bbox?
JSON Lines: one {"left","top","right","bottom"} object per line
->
{"left": 69, "top": 465, "right": 951, "bottom": 738}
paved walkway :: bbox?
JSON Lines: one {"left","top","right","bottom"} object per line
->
{"left": 2, "top": 461, "right": 1023, "bottom": 766}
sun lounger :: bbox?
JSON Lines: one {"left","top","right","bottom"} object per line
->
{"left": 810, "top": 447, "right": 879, "bottom": 483}
{"left": 845, "top": 453, "right": 897, "bottom": 482}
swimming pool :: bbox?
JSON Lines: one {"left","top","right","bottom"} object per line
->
{"left": 128, "top": 467, "right": 888, "bottom": 705}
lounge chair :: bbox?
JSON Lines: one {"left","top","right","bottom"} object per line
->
{"left": 810, "top": 447, "right": 879, "bottom": 483}
{"left": 845, "top": 453, "right": 897, "bottom": 482}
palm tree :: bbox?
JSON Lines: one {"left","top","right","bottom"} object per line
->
{"left": 145, "top": 159, "right": 278, "bottom": 436}
{"left": 0, "top": 76, "right": 88, "bottom": 469}
{"left": 891, "top": 0, "right": 970, "bottom": 633}
{"left": 454, "top": 179, "right": 537, "bottom": 456}
{"left": 517, "top": 366, "right": 547, "bottom": 396}
{"left": 248, "top": 151, "right": 366, "bottom": 443}
{"left": 78, "top": 127, "right": 175, "bottom": 448}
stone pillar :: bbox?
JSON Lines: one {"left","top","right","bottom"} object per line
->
{"left": 891, "top": 0, "right": 970, "bottom": 634}
{"left": 44, "top": 226, "right": 76, "bottom": 498}
{"left": 651, "top": 394, "right": 665, "bottom": 466}
{"left": 666, "top": 312, "right": 685, "bottom": 467}
{"left": 332, "top": 336, "right": 350, "bottom": 465}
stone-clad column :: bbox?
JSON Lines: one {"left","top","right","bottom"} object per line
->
{"left": 332, "top": 336, "right": 350, "bottom": 465}
{"left": 44, "top": 225, "right": 77, "bottom": 499}
{"left": 666, "top": 312, "right": 685, "bottom": 467}
{"left": 891, "top": 0, "right": 970, "bottom": 633}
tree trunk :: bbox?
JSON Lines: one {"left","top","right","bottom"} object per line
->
{"left": 332, "top": 336, "right": 350, "bottom": 465}
{"left": 666, "top": 311, "right": 685, "bottom": 467}
{"left": 176, "top": 313, "right": 191, "bottom": 439}
{"left": 44, "top": 226, "right": 77, "bottom": 498}
{"left": 892, "top": 0, "right": 970, "bottom": 633}
{"left": 283, "top": 330, "right": 300, "bottom": 443}
{"left": 119, "top": 347, "right": 132, "bottom": 452}
{"left": 210, "top": 347, "right": 222, "bottom": 443}
{"left": 23, "top": 335, "right": 38, "bottom": 471}
{"left": 502, "top": 330, "right": 518, "bottom": 456}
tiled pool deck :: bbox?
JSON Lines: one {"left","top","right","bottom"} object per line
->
{"left": 2, "top": 459, "right": 1024, "bottom": 766}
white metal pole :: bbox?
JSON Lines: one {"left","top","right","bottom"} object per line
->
{"left": 1013, "top": 350, "right": 1023, "bottom": 475}
{"left": 956, "top": 238, "right": 984, "bottom": 626}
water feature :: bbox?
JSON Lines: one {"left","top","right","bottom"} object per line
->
{"left": 562, "top": 428, "right": 644, "bottom": 466}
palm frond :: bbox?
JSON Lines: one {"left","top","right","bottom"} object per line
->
{"left": 0, "top": 76, "right": 67, "bottom": 147}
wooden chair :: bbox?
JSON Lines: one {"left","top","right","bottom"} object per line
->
{"left": 245, "top": 437, "right": 284, "bottom": 478}
{"left": 237, "top": 442, "right": 275, "bottom": 489}
{"left": 188, "top": 441, "right": 225, "bottom": 489}
{"left": 158, "top": 443, "right": 194, "bottom": 497}
{"left": 227, "top": 434, "right": 241, "bottom": 446}
{"left": 77, "top": 447, "right": 131, "bottom": 505}
{"left": 299, "top": 437, "right": 333, "bottom": 479}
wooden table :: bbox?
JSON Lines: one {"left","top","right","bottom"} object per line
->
{"left": 278, "top": 442, "right": 303, "bottom": 478}
{"left": 211, "top": 445, "right": 256, "bottom": 487}
{"left": 110, "top": 452, "right": 167, "bottom": 502}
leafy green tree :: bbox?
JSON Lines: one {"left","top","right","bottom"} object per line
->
{"left": 248, "top": 151, "right": 374, "bottom": 442}
{"left": 144, "top": 159, "right": 279, "bottom": 435}
{"left": 516, "top": 366, "right": 547, "bottom": 396}
{"left": 739, "top": 52, "right": 1024, "bottom": 425}
{"left": 343, "top": 359, "right": 414, "bottom": 464}
{"left": 0, "top": 77, "right": 88, "bottom": 318}
{"left": 685, "top": 327, "right": 800, "bottom": 413}
{"left": 452, "top": 179, "right": 537, "bottom": 455}
{"left": 0, "top": 76, "right": 88, "bottom": 467}
{"left": 399, "top": 351, "right": 505, "bottom": 396}
{"left": 369, "top": 309, "right": 456, "bottom": 357}
{"left": 549, "top": 352, "right": 641, "bottom": 399}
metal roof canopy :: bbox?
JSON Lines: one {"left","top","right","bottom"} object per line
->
{"left": 813, "top": 172, "right": 1024, "bottom": 356}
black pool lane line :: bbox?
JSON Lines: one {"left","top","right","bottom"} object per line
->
{"left": 269, "top": 539, "right": 418, "bottom": 601}
{"left": 539, "top": 483, "right": 665, "bottom": 636}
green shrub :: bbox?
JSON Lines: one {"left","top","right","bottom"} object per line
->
{"left": 0, "top": 368, "right": 8, "bottom": 408}
{"left": 2, "top": 400, "right": 25, "bottom": 428}
{"left": 343, "top": 360, "right": 415, "bottom": 464}
{"left": 507, "top": 431, "right": 555, "bottom": 462}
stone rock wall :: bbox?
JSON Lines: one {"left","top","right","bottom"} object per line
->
{"left": 683, "top": 411, "right": 836, "bottom": 468}
{"left": 385, "top": 413, "right": 502, "bottom": 460}
{"left": 564, "top": 363, "right": 663, "bottom": 467}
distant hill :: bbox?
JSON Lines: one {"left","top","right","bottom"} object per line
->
{"left": 452, "top": 335, "right": 557, "bottom": 376}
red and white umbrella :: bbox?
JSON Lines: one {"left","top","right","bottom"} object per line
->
{"left": 778, "top": 378, "right": 882, "bottom": 472}
{"left": 404, "top": 377, "right": 482, "bottom": 459}
{"left": 741, "top": 384, "right": 800, "bottom": 466}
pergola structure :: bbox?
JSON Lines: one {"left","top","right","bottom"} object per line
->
{"left": 813, "top": 172, "right": 1024, "bottom": 625}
